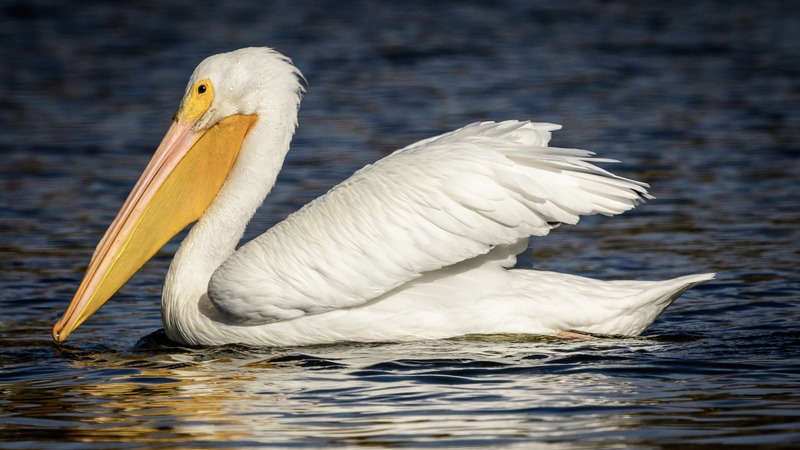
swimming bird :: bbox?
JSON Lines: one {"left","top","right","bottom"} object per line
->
{"left": 52, "top": 47, "right": 714, "bottom": 347}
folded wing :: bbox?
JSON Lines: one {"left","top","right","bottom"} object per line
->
{"left": 207, "top": 121, "right": 651, "bottom": 324}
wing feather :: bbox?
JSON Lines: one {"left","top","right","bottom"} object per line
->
{"left": 207, "top": 121, "right": 650, "bottom": 324}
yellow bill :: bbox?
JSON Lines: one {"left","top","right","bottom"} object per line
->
{"left": 53, "top": 78, "right": 257, "bottom": 343}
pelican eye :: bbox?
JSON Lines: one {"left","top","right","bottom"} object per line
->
{"left": 179, "top": 79, "right": 214, "bottom": 121}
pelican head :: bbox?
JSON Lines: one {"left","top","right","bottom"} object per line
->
{"left": 53, "top": 48, "right": 304, "bottom": 343}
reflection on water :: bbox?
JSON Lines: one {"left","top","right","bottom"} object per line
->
{"left": 2, "top": 0, "right": 800, "bottom": 448}
{"left": 3, "top": 334, "right": 800, "bottom": 447}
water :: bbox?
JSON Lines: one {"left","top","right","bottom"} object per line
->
{"left": 2, "top": 0, "right": 799, "bottom": 447}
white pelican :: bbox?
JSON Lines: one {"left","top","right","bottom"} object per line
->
{"left": 52, "top": 47, "right": 714, "bottom": 347}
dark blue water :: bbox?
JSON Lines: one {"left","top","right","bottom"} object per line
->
{"left": 2, "top": 1, "right": 799, "bottom": 447}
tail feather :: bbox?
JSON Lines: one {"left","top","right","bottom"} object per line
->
{"left": 577, "top": 272, "right": 716, "bottom": 336}
{"left": 512, "top": 270, "right": 715, "bottom": 337}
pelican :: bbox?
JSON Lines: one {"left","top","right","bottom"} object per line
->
{"left": 52, "top": 47, "right": 714, "bottom": 347}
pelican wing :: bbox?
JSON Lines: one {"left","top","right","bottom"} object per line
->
{"left": 207, "top": 121, "right": 650, "bottom": 324}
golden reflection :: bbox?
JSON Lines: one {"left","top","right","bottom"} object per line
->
{"left": 20, "top": 341, "right": 628, "bottom": 446}
{"left": 6, "top": 338, "right": 792, "bottom": 447}
{"left": 29, "top": 350, "right": 304, "bottom": 445}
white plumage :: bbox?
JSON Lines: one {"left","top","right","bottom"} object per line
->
{"left": 55, "top": 47, "right": 714, "bottom": 347}
{"left": 208, "top": 120, "right": 648, "bottom": 322}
